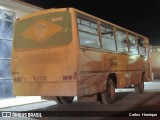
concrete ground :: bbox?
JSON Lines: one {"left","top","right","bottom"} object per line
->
{"left": 0, "top": 80, "right": 160, "bottom": 111}
{"left": 0, "top": 80, "right": 160, "bottom": 120}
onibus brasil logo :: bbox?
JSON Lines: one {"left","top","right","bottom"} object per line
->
{"left": 1, "top": 112, "right": 42, "bottom": 118}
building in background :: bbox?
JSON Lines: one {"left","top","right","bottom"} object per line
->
{"left": 0, "top": 0, "right": 43, "bottom": 98}
{"left": 0, "top": 0, "right": 43, "bottom": 18}
{"left": 0, "top": 9, "right": 15, "bottom": 98}
{"left": 151, "top": 46, "right": 160, "bottom": 79}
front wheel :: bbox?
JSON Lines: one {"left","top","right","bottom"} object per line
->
{"left": 57, "top": 96, "right": 74, "bottom": 104}
{"left": 135, "top": 73, "right": 145, "bottom": 93}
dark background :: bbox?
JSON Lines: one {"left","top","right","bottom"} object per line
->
{"left": 21, "top": 0, "right": 160, "bottom": 45}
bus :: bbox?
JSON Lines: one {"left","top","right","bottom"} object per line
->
{"left": 11, "top": 8, "right": 152, "bottom": 104}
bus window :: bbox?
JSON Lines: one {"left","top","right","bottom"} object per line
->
{"left": 128, "top": 33, "right": 138, "bottom": 55}
{"left": 138, "top": 37, "right": 146, "bottom": 56}
{"left": 100, "top": 25, "right": 116, "bottom": 51}
{"left": 77, "top": 18, "right": 100, "bottom": 49}
{"left": 116, "top": 29, "right": 128, "bottom": 53}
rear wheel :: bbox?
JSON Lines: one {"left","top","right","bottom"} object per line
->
{"left": 135, "top": 73, "right": 145, "bottom": 93}
{"left": 57, "top": 96, "right": 74, "bottom": 104}
{"left": 101, "top": 78, "right": 115, "bottom": 104}
{"left": 106, "top": 79, "right": 115, "bottom": 103}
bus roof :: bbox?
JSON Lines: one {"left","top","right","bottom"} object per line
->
{"left": 17, "top": 7, "right": 149, "bottom": 41}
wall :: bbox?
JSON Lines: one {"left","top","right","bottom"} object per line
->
{"left": 0, "top": 5, "right": 29, "bottom": 18}
{"left": 0, "top": 0, "right": 44, "bottom": 18}
{"left": 0, "top": 0, "right": 43, "bottom": 98}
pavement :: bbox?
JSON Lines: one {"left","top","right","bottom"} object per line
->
{"left": 0, "top": 80, "right": 159, "bottom": 111}
{"left": 0, "top": 96, "right": 57, "bottom": 111}
{"left": 0, "top": 96, "right": 46, "bottom": 109}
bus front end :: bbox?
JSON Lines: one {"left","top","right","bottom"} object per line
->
{"left": 11, "top": 8, "right": 78, "bottom": 98}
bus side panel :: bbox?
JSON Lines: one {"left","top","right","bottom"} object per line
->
{"left": 129, "top": 55, "right": 142, "bottom": 85}
{"left": 129, "top": 55, "right": 141, "bottom": 71}
{"left": 79, "top": 50, "right": 103, "bottom": 71}
{"left": 116, "top": 72, "right": 128, "bottom": 88}
{"left": 140, "top": 56, "right": 149, "bottom": 82}
{"left": 14, "top": 82, "right": 78, "bottom": 96}
{"left": 140, "top": 57, "right": 146, "bottom": 70}
{"left": 14, "top": 83, "right": 31, "bottom": 96}
{"left": 77, "top": 73, "right": 107, "bottom": 97}
{"left": 103, "top": 53, "right": 131, "bottom": 71}
{"left": 83, "top": 73, "right": 106, "bottom": 96}
{"left": 116, "top": 71, "right": 141, "bottom": 88}
{"left": 78, "top": 49, "right": 105, "bottom": 96}
{"left": 103, "top": 52, "right": 131, "bottom": 88}
{"left": 129, "top": 71, "right": 141, "bottom": 86}
{"left": 103, "top": 52, "right": 117, "bottom": 71}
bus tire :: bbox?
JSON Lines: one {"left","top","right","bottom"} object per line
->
{"left": 101, "top": 78, "right": 115, "bottom": 104}
{"left": 106, "top": 79, "right": 115, "bottom": 103}
{"left": 57, "top": 96, "right": 74, "bottom": 104}
{"left": 135, "top": 73, "right": 145, "bottom": 93}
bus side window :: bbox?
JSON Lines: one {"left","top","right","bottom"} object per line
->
{"left": 137, "top": 37, "right": 146, "bottom": 56}
{"left": 100, "top": 25, "right": 116, "bottom": 51}
{"left": 77, "top": 18, "right": 100, "bottom": 49}
{"left": 116, "top": 29, "right": 128, "bottom": 53}
{"left": 128, "top": 34, "right": 138, "bottom": 55}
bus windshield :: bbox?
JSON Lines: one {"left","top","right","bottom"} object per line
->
{"left": 13, "top": 10, "right": 72, "bottom": 50}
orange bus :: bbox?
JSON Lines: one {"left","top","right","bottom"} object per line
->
{"left": 11, "top": 8, "right": 152, "bottom": 104}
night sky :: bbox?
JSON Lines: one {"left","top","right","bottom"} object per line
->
{"left": 21, "top": 0, "right": 160, "bottom": 45}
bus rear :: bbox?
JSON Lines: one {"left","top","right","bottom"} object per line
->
{"left": 11, "top": 8, "right": 79, "bottom": 99}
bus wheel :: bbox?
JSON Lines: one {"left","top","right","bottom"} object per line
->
{"left": 101, "top": 79, "right": 115, "bottom": 104}
{"left": 106, "top": 79, "right": 115, "bottom": 103}
{"left": 57, "top": 96, "right": 74, "bottom": 104}
{"left": 135, "top": 73, "right": 145, "bottom": 93}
